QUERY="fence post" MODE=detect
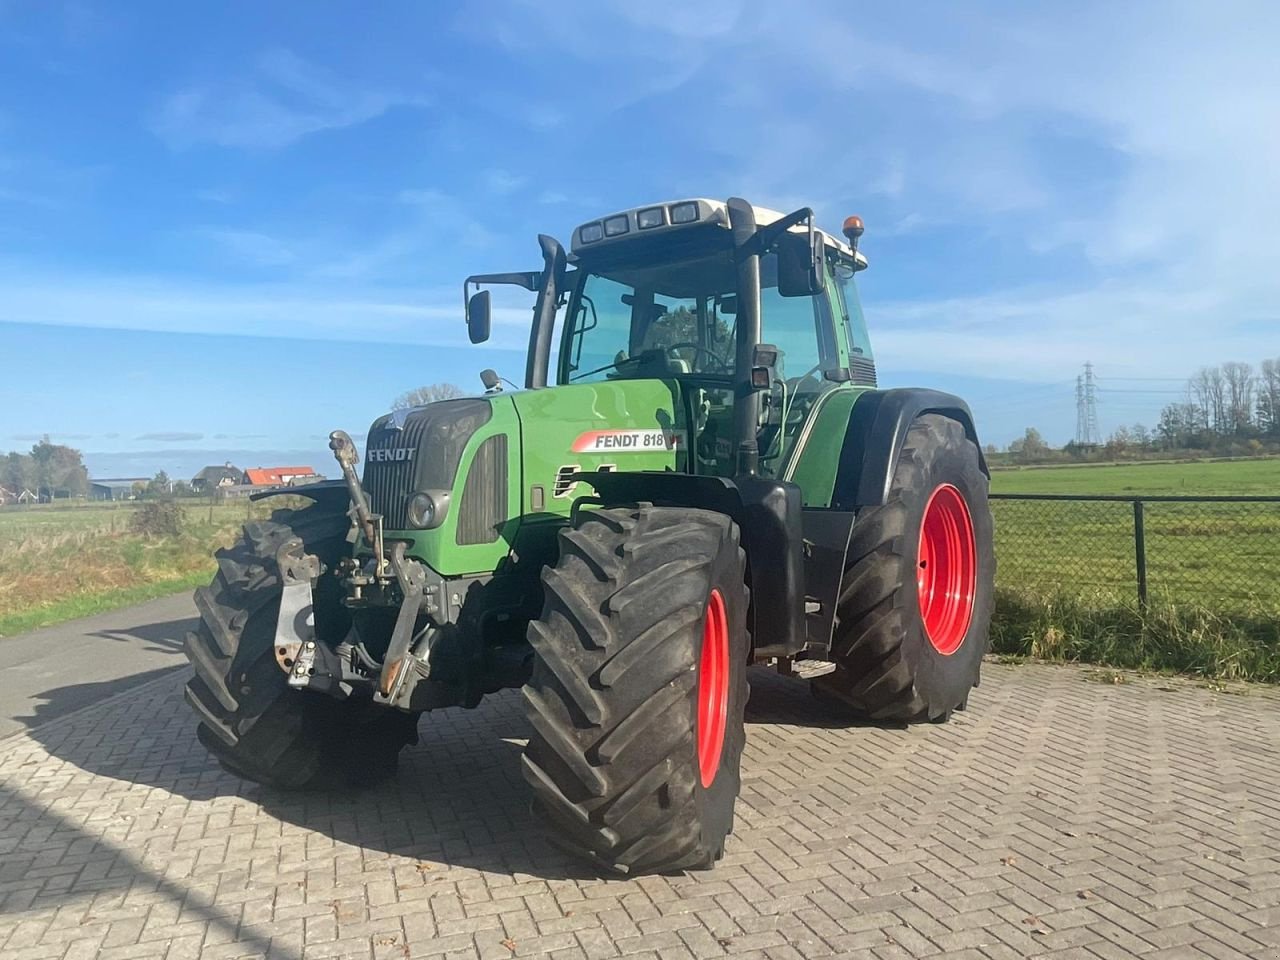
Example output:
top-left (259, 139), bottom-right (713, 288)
top-left (1132, 499), bottom-right (1148, 609)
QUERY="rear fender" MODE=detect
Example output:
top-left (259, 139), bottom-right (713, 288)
top-left (784, 389), bottom-right (988, 659)
top-left (571, 471), bottom-right (805, 658)
top-left (834, 388), bottom-right (988, 510)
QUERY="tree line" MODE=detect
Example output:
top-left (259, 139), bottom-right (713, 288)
top-left (996, 355), bottom-right (1280, 464)
top-left (1155, 358), bottom-right (1280, 451)
top-left (2, 437), bottom-right (88, 499)
top-left (2, 439), bottom-right (180, 502)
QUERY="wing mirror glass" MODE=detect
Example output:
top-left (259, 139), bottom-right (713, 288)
top-left (776, 230), bottom-right (825, 298)
top-left (466, 290), bottom-right (492, 344)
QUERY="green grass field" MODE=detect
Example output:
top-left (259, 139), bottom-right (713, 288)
top-left (988, 457), bottom-right (1280, 680)
top-left (989, 459), bottom-right (1280, 608)
top-left (990, 456), bottom-right (1280, 495)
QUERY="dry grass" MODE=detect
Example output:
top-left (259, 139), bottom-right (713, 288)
top-left (0, 500), bottom-right (277, 636)
top-left (991, 586), bottom-right (1280, 682)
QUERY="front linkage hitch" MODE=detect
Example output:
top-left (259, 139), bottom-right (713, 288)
top-left (269, 430), bottom-right (447, 712)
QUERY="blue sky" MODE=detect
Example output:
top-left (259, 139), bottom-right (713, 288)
top-left (2, 1), bottom-right (1278, 479)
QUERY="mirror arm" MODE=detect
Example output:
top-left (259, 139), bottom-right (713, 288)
top-left (750, 206), bottom-right (815, 254)
top-left (462, 271), bottom-right (541, 323)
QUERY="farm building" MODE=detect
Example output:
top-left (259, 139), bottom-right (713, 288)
top-left (0, 485), bottom-right (36, 505)
top-left (191, 463), bottom-right (245, 492)
top-left (243, 466), bottom-right (322, 487)
top-left (89, 478), bottom-right (148, 501)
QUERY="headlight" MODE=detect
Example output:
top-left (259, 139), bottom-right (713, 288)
top-left (408, 492), bottom-right (437, 528)
top-left (669, 201), bottom-right (700, 224)
top-left (406, 490), bottom-right (451, 529)
top-left (578, 221), bottom-right (604, 243)
top-left (603, 214), bottom-right (630, 237)
top-left (637, 206), bottom-right (665, 229)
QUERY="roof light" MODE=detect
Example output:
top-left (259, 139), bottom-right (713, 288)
top-left (637, 206), bottom-right (665, 229)
top-left (603, 214), bottom-right (630, 237)
top-left (579, 221), bottom-right (604, 244)
top-left (842, 215), bottom-right (865, 243)
top-left (669, 201), bottom-right (700, 224)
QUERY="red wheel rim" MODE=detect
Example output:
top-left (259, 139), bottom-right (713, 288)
top-left (917, 484), bottom-right (977, 655)
top-left (696, 589), bottom-right (729, 788)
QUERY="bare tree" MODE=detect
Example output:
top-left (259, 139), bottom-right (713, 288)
top-left (391, 383), bottom-right (465, 410)
top-left (1190, 366), bottom-right (1226, 432)
top-left (1221, 361), bottom-right (1255, 434)
top-left (1257, 357), bottom-right (1280, 437)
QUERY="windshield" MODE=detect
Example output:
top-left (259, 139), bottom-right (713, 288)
top-left (558, 251), bottom-right (837, 386)
top-left (560, 251), bottom-right (736, 383)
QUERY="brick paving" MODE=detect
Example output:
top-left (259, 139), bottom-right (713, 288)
top-left (0, 662), bottom-right (1277, 960)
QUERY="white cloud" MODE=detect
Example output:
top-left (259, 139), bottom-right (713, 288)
top-left (0, 269), bottom-right (534, 352)
top-left (196, 228), bottom-right (296, 267)
top-left (482, 168), bottom-right (527, 195)
top-left (152, 47), bottom-right (426, 150)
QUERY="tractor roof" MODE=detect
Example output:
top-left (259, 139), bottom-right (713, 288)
top-left (570, 197), bottom-right (868, 269)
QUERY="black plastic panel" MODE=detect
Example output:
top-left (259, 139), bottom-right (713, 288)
top-left (833, 388), bottom-right (987, 510)
top-left (456, 434), bottom-right (508, 545)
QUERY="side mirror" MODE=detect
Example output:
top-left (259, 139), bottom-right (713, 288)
top-left (776, 230), bottom-right (825, 298)
top-left (466, 289), bottom-right (491, 344)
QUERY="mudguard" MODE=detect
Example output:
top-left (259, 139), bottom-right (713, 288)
top-left (249, 478), bottom-right (352, 510)
top-left (571, 470), bottom-right (805, 658)
top-left (833, 388), bottom-right (988, 510)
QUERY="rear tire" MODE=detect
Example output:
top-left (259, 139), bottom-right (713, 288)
top-left (815, 415), bottom-right (994, 722)
top-left (183, 504), bottom-right (419, 790)
top-left (522, 504), bottom-right (749, 874)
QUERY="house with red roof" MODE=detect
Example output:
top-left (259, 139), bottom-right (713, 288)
top-left (243, 466), bottom-right (321, 487)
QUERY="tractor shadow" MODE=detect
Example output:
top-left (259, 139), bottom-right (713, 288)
top-left (18, 672), bottom-right (600, 883)
top-left (86, 615), bottom-right (192, 654)
top-left (6, 613), bottom-right (194, 731)
top-left (16, 662), bottom-right (900, 895)
top-left (744, 665), bottom-right (909, 730)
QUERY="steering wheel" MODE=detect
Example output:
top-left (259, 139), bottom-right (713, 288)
top-left (663, 341), bottom-right (731, 373)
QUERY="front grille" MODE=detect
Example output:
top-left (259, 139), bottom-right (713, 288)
top-left (362, 400), bottom-right (493, 529)
top-left (456, 435), bottom-right (508, 545)
top-left (851, 356), bottom-right (878, 386)
top-left (363, 417), bottom-right (429, 528)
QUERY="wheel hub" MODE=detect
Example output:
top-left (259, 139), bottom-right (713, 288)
top-left (696, 589), bottom-right (729, 788)
top-left (917, 483), bottom-right (977, 655)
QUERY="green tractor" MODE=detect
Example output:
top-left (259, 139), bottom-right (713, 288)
top-left (184, 197), bottom-right (994, 875)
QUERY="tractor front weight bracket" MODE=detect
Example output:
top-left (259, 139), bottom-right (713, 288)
top-left (275, 538), bottom-right (323, 687)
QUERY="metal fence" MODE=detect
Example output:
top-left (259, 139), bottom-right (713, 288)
top-left (989, 494), bottom-right (1280, 610)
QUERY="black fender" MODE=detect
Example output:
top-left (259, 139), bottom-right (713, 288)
top-left (570, 471), bottom-right (805, 658)
top-left (249, 479), bottom-right (352, 511)
top-left (834, 388), bottom-right (988, 510)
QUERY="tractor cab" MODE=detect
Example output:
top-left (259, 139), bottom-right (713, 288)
top-left (466, 198), bottom-right (876, 480)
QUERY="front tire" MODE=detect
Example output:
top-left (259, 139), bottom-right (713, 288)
top-left (816, 414), bottom-right (994, 722)
top-left (522, 505), bottom-right (749, 874)
top-left (183, 504), bottom-right (419, 790)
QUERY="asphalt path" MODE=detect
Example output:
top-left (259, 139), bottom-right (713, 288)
top-left (0, 592), bottom-right (195, 739)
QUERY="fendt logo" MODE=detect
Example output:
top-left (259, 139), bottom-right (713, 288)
top-left (367, 448), bottom-right (416, 463)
